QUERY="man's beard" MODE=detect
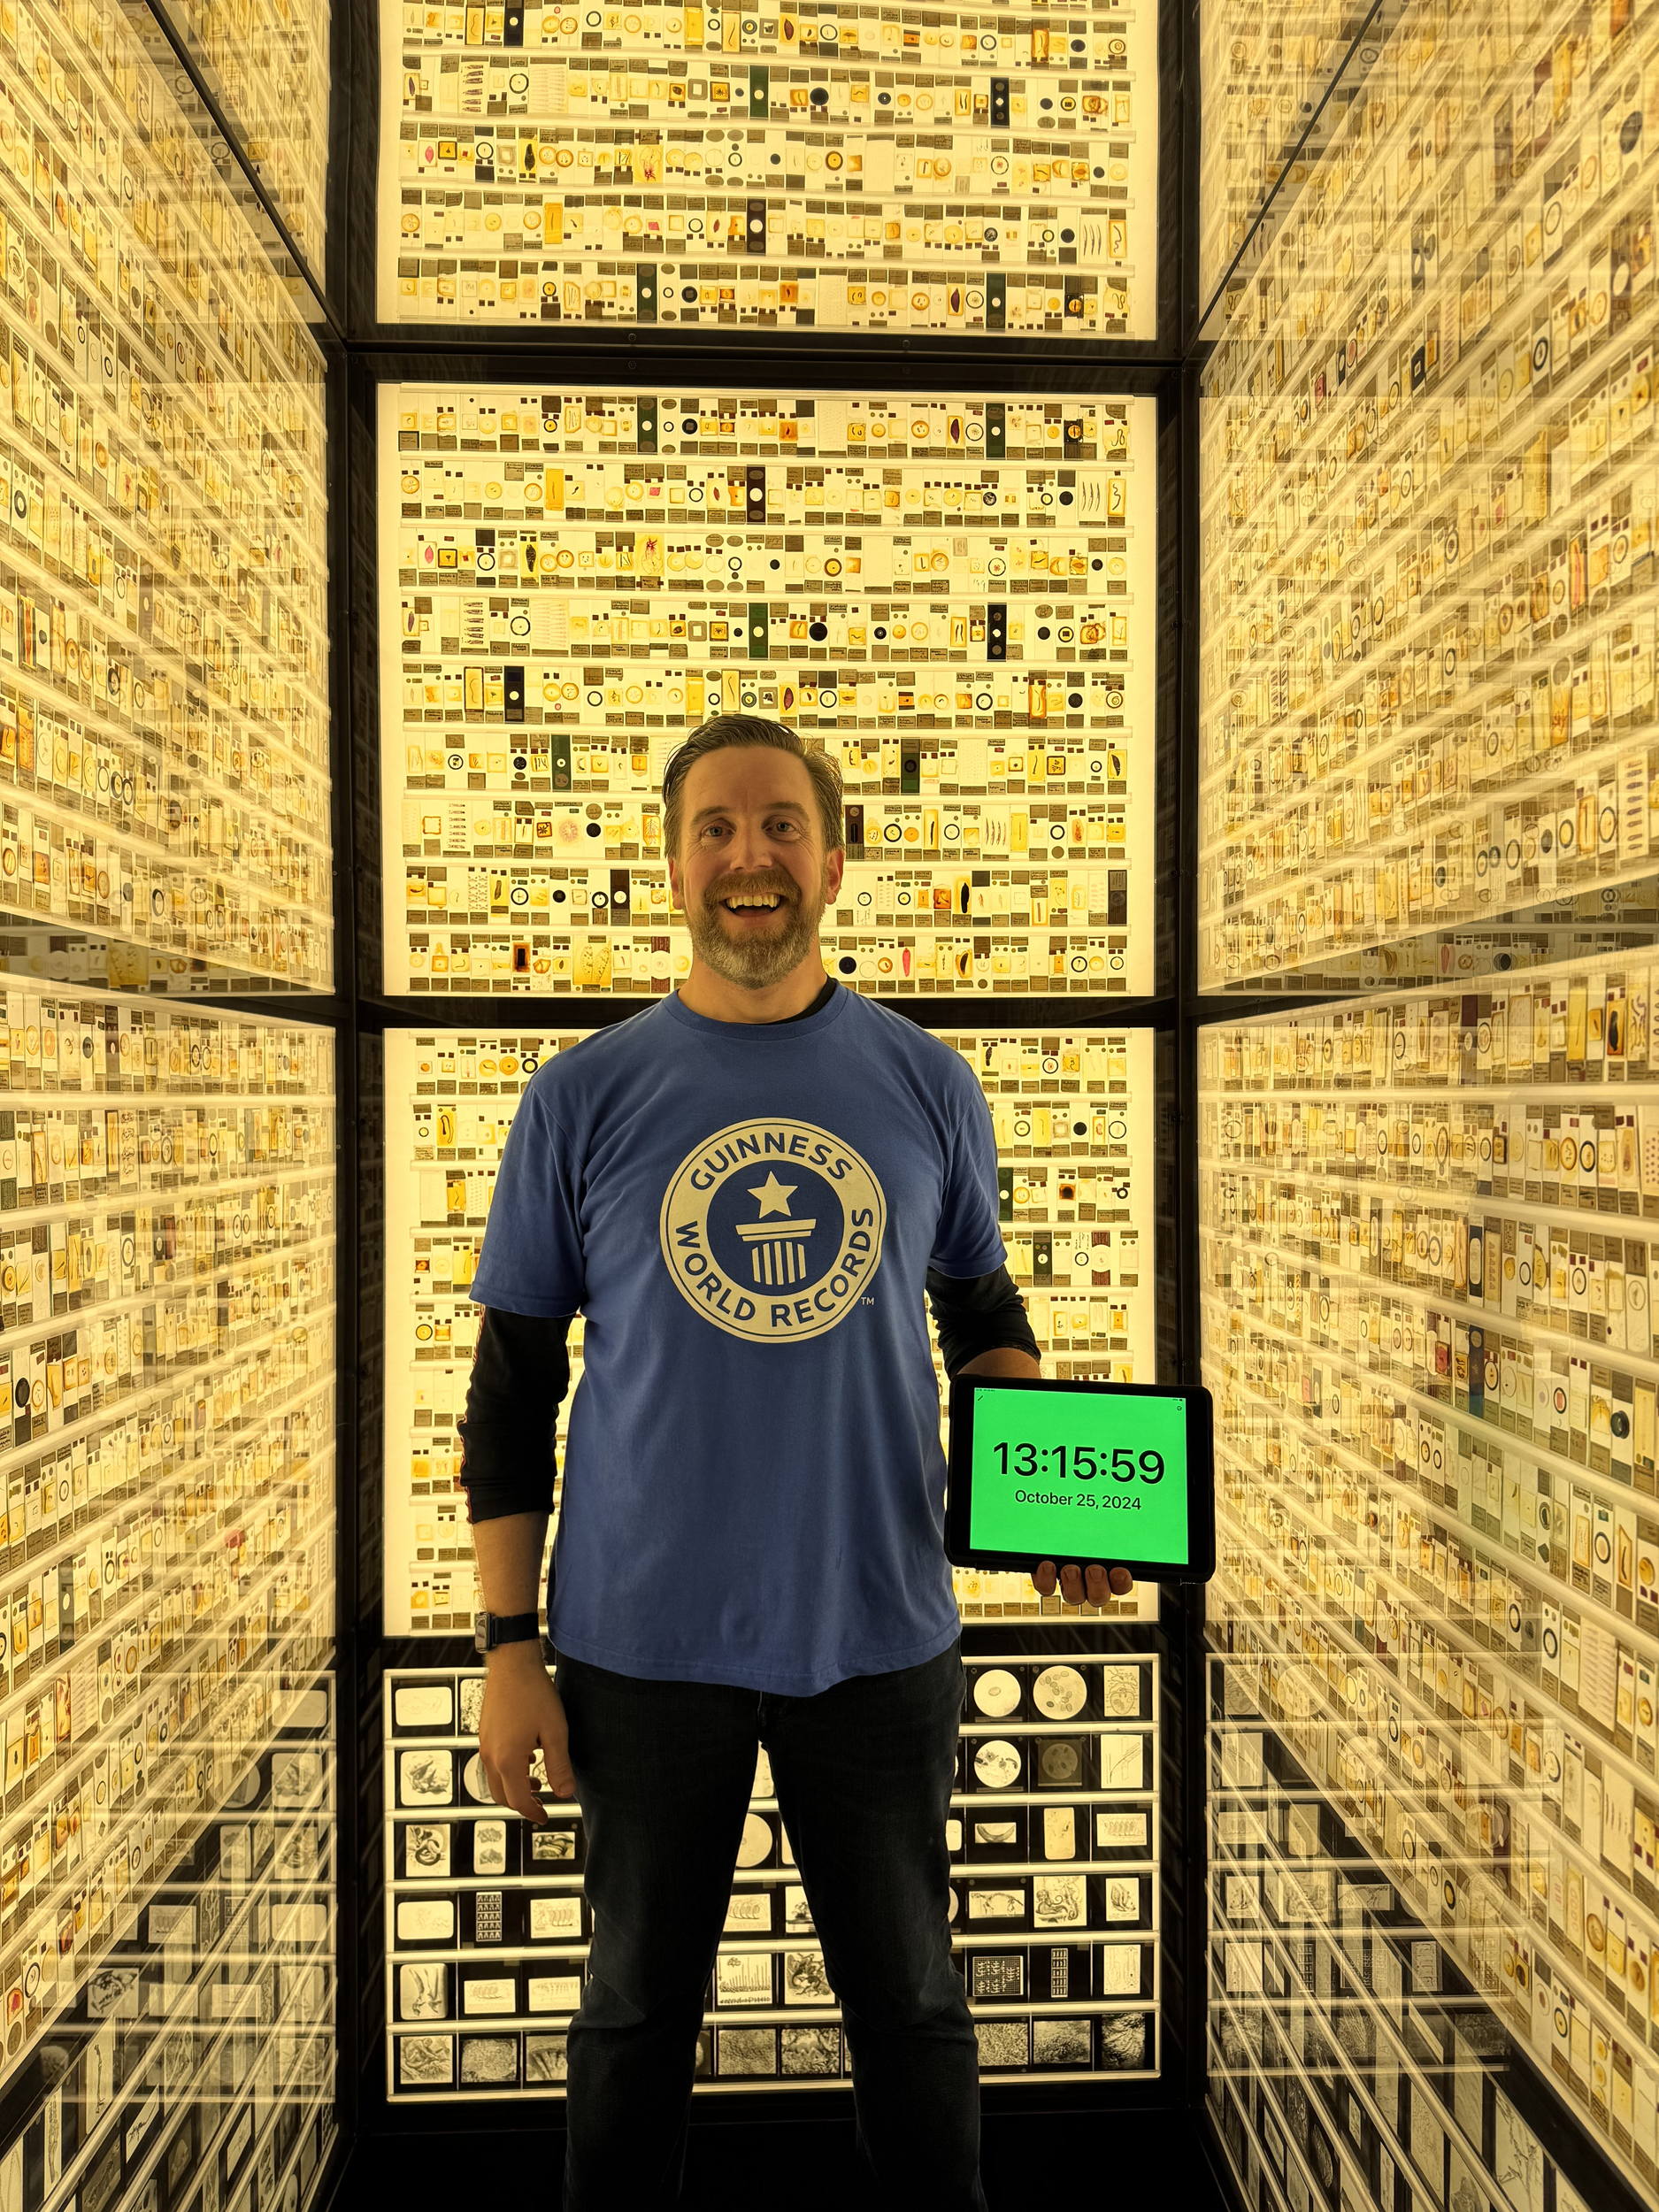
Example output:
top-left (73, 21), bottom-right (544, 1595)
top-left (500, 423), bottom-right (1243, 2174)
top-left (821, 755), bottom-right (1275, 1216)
top-left (686, 863), bottom-right (830, 989)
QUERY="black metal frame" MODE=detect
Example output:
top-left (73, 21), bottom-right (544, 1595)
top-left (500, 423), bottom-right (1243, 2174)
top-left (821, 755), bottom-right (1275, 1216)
top-left (342, 339), bottom-right (1205, 2138)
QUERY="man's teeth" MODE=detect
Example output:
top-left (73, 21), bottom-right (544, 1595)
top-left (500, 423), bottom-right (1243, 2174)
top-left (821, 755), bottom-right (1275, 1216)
top-left (723, 895), bottom-right (781, 910)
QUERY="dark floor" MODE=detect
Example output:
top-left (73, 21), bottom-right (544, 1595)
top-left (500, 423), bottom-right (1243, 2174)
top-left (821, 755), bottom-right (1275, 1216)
top-left (331, 2106), bottom-right (1233, 2208)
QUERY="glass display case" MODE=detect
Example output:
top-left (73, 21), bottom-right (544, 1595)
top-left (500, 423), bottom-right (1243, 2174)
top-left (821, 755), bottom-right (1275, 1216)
top-left (0, 0), bottom-right (342, 2205)
top-left (380, 384), bottom-right (1156, 1000)
top-left (376, 0), bottom-right (1157, 336)
top-left (384, 1648), bottom-right (1159, 2097)
top-left (1198, 0), bottom-right (1659, 2197)
top-left (381, 1022), bottom-right (1158, 1636)
top-left (0, 0), bottom-right (1242, 2170)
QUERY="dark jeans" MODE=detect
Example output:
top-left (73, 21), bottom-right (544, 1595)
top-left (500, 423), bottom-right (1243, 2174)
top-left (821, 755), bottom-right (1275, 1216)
top-left (554, 1639), bottom-right (987, 2209)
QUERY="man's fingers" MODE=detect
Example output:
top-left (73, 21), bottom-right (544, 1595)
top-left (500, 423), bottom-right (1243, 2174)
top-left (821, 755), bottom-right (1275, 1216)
top-left (1032, 1559), bottom-right (1131, 1603)
top-left (482, 1751), bottom-right (549, 1826)
top-left (1046, 1562), bottom-right (1133, 1605)
top-left (501, 1766), bottom-right (550, 1825)
top-left (1081, 1563), bottom-right (1132, 1601)
top-left (541, 1738), bottom-right (578, 1799)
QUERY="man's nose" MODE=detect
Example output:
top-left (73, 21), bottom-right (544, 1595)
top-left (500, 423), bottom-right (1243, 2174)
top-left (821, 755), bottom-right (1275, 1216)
top-left (721, 824), bottom-right (786, 873)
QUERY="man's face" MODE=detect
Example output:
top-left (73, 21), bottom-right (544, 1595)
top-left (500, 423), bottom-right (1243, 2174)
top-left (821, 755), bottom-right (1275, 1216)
top-left (667, 748), bottom-right (845, 990)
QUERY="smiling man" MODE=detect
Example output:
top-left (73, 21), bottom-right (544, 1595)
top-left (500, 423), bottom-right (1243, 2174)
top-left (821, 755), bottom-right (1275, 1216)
top-left (457, 715), bottom-right (1126, 2208)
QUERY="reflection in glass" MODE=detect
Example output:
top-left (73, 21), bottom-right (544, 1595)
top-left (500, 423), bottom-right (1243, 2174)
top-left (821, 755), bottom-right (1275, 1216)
top-left (1201, 0), bottom-right (1659, 2196)
top-left (0, 996), bottom-right (336, 2212)
top-left (0, 0), bottom-right (332, 996)
top-left (1197, 0), bottom-right (1659, 993)
top-left (146, 0), bottom-right (332, 273)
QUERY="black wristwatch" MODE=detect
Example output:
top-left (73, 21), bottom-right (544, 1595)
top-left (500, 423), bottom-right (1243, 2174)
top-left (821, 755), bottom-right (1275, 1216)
top-left (473, 1611), bottom-right (543, 1654)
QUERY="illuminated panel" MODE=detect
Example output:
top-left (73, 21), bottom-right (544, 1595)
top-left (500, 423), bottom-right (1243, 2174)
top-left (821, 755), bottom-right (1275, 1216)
top-left (380, 387), bottom-right (1156, 999)
top-left (0, 0), bottom-right (332, 993)
top-left (1201, 955), bottom-right (1659, 2204)
top-left (378, 0), bottom-right (1156, 335)
top-left (1196, 0), bottom-right (1659, 990)
top-left (382, 1024), bottom-right (1156, 1635)
top-left (386, 1652), bottom-right (1158, 2095)
top-left (0, 991), bottom-right (336, 2212)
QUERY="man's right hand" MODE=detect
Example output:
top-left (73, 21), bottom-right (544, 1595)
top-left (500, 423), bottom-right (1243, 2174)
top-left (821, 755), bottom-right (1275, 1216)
top-left (478, 1642), bottom-right (577, 1823)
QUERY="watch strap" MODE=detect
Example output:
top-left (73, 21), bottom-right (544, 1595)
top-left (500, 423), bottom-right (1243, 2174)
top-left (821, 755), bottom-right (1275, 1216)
top-left (473, 1610), bottom-right (542, 1653)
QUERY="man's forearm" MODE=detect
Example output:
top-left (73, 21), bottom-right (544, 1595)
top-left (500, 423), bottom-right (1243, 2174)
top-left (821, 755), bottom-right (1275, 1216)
top-left (472, 1511), bottom-right (550, 1614)
top-left (958, 1347), bottom-right (1042, 1377)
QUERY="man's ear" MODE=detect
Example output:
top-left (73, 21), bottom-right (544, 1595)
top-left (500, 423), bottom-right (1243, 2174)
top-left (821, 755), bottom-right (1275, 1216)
top-left (665, 856), bottom-right (682, 911)
top-left (825, 845), bottom-right (845, 901)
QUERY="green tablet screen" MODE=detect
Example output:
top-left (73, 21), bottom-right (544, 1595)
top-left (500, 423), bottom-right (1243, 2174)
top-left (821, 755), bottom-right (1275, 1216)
top-left (967, 1385), bottom-right (1194, 1565)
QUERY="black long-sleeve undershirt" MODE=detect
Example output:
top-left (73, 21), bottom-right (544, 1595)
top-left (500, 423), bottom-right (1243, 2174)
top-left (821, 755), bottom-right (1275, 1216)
top-left (456, 1264), bottom-right (1038, 1525)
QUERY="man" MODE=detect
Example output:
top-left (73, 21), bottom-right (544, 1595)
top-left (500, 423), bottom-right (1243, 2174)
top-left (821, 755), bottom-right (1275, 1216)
top-left (458, 715), bottom-right (1128, 2206)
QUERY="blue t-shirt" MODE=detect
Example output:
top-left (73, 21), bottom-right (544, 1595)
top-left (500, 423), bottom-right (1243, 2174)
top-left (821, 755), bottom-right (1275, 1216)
top-left (468, 984), bottom-right (1005, 1694)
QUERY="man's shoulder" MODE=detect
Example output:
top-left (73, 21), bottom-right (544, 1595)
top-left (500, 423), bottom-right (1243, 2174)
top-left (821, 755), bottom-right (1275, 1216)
top-left (522, 1002), bottom-right (669, 1112)
top-left (842, 992), bottom-right (976, 1083)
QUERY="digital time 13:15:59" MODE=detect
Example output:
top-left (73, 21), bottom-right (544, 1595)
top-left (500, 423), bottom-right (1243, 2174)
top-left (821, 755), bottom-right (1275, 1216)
top-left (991, 1443), bottom-right (1164, 1482)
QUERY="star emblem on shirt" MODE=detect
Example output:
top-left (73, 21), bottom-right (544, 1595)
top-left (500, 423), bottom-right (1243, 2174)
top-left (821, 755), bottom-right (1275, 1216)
top-left (747, 1171), bottom-right (798, 1218)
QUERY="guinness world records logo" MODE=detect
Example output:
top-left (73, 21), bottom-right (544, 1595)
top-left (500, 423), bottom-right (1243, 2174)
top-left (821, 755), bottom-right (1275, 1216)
top-left (659, 1118), bottom-right (887, 1343)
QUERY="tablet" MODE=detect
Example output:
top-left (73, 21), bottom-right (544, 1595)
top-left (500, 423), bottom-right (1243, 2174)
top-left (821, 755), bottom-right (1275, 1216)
top-left (944, 1376), bottom-right (1215, 1583)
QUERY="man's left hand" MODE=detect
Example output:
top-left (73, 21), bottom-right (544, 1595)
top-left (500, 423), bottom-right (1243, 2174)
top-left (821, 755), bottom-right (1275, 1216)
top-left (1033, 1561), bottom-right (1133, 1604)
top-left (955, 1353), bottom-right (1133, 1603)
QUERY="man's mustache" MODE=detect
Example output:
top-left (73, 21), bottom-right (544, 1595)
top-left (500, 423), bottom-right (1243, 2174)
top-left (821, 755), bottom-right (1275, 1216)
top-left (701, 876), bottom-right (799, 905)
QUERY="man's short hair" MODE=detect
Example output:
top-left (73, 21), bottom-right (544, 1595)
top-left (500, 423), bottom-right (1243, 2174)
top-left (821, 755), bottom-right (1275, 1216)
top-left (661, 716), bottom-right (844, 859)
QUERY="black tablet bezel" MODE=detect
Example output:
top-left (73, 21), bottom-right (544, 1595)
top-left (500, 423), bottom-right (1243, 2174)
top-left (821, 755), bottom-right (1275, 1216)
top-left (944, 1375), bottom-right (1216, 1583)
